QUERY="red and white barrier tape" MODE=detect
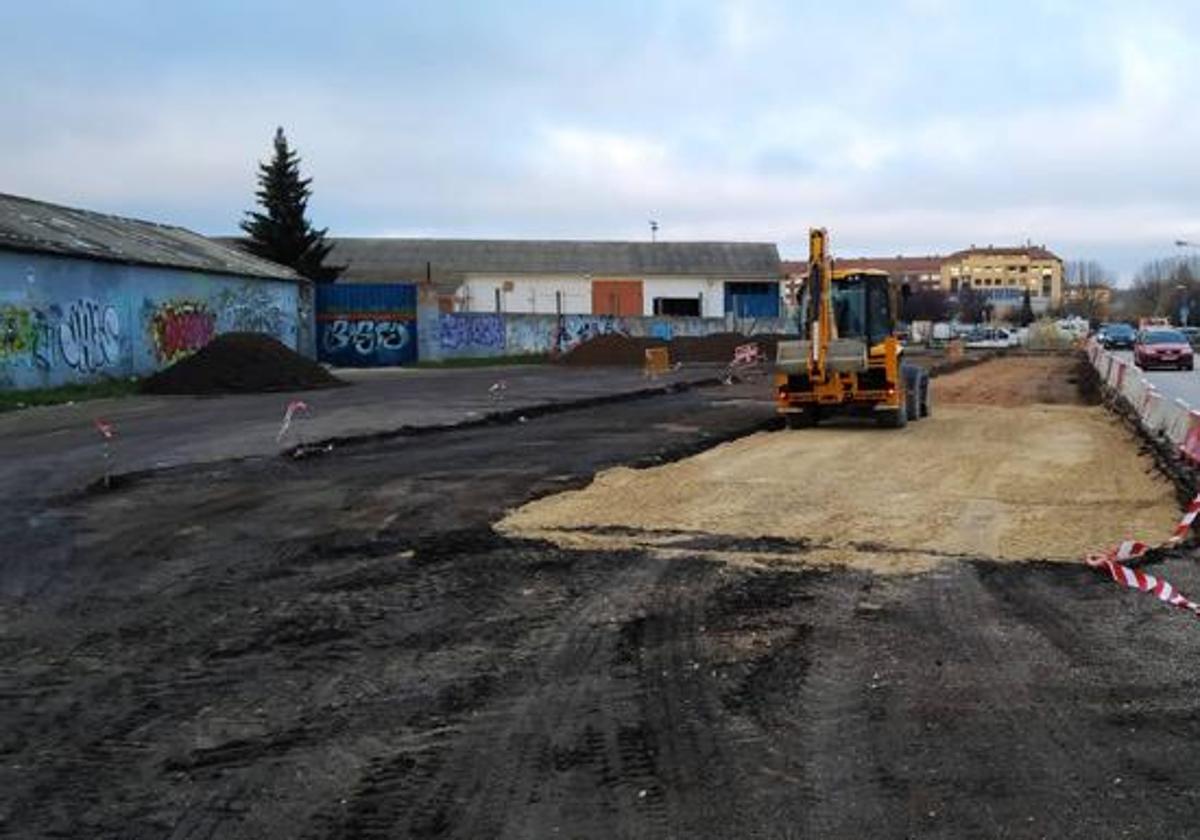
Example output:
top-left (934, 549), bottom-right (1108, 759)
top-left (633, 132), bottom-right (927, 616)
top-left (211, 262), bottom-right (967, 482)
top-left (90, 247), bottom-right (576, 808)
top-left (1086, 494), bottom-right (1200, 618)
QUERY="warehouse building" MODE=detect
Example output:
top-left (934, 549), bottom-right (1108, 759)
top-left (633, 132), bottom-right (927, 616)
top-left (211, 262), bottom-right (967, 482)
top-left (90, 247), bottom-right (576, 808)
top-left (326, 238), bottom-right (783, 318)
top-left (0, 192), bottom-right (308, 390)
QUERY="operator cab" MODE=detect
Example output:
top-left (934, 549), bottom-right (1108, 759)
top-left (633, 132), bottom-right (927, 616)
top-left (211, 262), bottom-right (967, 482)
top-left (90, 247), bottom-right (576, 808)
top-left (829, 269), bottom-right (895, 347)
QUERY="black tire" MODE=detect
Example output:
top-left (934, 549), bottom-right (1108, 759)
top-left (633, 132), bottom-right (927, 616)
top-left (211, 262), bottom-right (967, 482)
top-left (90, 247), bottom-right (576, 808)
top-left (785, 408), bottom-right (819, 429)
top-left (905, 382), bottom-right (920, 420)
top-left (901, 364), bottom-right (922, 422)
top-left (878, 388), bottom-right (908, 428)
top-left (919, 373), bottom-right (931, 417)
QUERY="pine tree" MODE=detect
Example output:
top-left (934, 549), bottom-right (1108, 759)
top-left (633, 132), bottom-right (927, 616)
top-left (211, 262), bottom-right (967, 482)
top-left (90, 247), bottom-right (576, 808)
top-left (1019, 288), bottom-right (1035, 326)
top-left (240, 127), bottom-right (343, 282)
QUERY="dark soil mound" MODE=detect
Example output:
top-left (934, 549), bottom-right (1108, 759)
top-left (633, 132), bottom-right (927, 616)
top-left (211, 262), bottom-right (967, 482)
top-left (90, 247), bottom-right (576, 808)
top-left (141, 333), bottom-right (345, 395)
top-left (560, 331), bottom-right (795, 366)
top-left (560, 334), bottom-right (666, 366)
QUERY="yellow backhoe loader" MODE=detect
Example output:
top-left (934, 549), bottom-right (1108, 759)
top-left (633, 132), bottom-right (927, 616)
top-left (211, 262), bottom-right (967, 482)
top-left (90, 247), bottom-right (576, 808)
top-left (775, 228), bottom-right (928, 428)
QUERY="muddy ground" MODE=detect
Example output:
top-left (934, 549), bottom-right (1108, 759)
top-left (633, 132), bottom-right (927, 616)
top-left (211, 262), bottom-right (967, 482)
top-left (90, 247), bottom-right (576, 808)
top-left (4, 357), bottom-right (1200, 839)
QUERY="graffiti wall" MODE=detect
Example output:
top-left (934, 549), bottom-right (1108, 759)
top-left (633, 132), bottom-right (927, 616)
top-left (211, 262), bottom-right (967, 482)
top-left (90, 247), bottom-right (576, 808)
top-left (421, 312), bottom-right (795, 361)
top-left (316, 283), bottom-right (417, 367)
top-left (0, 251), bottom-right (303, 390)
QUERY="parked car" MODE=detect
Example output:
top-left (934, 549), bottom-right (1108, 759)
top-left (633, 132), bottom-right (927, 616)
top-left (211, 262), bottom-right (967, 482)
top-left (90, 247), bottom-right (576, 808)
top-left (963, 327), bottom-right (1021, 349)
top-left (1101, 323), bottom-right (1136, 350)
top-left (1180, 326), bottom-right (1200, 349)
top-left (1134, 329), bottom-right (1195, 370)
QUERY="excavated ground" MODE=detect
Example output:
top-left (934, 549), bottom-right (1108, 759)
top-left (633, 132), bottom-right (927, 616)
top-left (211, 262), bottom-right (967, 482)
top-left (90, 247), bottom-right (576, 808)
top-left (4, 357), bottom-right (1200, 839)
top-left (501, 356), bottom-right (1179, 573)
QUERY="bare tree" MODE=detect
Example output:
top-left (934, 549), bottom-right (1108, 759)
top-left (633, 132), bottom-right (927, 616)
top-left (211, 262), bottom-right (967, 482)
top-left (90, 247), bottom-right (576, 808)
top-left (1127, 256), bottom-right (1200, 323)
top-left (1063, 259), bottom-right (1113, 324)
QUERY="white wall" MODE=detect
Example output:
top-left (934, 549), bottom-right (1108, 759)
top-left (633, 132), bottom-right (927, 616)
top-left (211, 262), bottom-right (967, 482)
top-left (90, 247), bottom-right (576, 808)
top-left (456, 273), bottom-right (738, 317)
top-left (458, 274), bottom-right (591, 314)
top-left (641, 276), bottom-right (723, 317)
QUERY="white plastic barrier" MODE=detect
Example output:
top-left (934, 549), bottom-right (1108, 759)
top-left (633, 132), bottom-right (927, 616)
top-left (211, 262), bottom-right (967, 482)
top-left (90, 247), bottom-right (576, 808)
top-left (1108, 357), bottom-right (1128, 390)
top-left (1164, 398), bottom-right (1194, 446)
top-left (1143, 390), bottom-right (1170, 435)
top-left (1087, 339), bottom-right (1197, 446)
top-left (1104, 353), bottom-right (1119, 387)
top-left (1121, 374), bottom-right (1149, 410)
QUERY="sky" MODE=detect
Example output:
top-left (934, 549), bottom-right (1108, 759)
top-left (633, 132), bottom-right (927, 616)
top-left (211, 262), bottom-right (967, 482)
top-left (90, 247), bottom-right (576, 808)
top-left (3, 0), bottom-right (1200, 282)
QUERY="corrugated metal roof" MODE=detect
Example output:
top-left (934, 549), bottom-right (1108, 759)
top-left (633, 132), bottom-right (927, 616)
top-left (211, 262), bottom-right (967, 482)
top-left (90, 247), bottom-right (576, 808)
top-left (324, 237), bottom-right (782, 294)
top-left (0, 192), bottom-right (303, 282)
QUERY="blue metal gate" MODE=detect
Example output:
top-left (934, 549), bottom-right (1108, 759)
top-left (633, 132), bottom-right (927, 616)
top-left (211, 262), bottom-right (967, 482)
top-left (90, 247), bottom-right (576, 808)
top-left (316, 283), bottom-right (418, 367)
top-left (724, 282), bottom-right (781, 317)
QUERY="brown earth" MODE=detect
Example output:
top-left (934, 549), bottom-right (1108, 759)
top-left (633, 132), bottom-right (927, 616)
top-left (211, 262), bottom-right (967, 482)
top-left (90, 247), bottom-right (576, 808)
top-left (934, 354), bottom-right (1087, 406)
top-left (141, 332), bottom-right (345, 395)
top-left (502, 354), bottom-right (1177, 572)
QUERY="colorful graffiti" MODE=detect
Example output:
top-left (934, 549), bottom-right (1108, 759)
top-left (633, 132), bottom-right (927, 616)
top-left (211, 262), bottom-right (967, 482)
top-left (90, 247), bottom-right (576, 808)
top-left (56, 298), bottom-right (121, 372)
top-left (217, 284), bottom-right (288, 337)
top-left (323, 319), bottom-right (412, 356)
top-left (1, 249), bottom-right (305, 390)
top-left (316, 284), bottom-right (418, 367)
top-left (552, 315), bottom-right (627, 354)
top-left (0, 305), bottom-right (36, 361)
top-left (439, 313), bottom-right (505, 352)
top-left (649, 320), bottom-right (674, 341)
top-left (147, 300), bottom-right (216, 362)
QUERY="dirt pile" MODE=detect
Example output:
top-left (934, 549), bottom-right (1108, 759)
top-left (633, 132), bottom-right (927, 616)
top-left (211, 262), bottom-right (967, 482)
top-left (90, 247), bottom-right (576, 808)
top-left (561, 332), bottom-right (793, 366)
top-left (141, 332), bottom-right (344, 395)
top-left (934, 355), bottom-right (1084, 406)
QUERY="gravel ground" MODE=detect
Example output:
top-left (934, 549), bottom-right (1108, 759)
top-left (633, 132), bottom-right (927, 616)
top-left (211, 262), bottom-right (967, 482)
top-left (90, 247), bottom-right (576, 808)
top-left (502, 356), bottom-right (1179, 571)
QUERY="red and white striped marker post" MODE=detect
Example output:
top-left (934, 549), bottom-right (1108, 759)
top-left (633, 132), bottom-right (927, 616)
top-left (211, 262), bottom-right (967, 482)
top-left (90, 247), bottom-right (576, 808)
top-left (94, 418), bottom-right (116, 488)
top-left (1085, 494), bottom-right (1200, 618)
top-left (277, 400), bottom-right (310, 445)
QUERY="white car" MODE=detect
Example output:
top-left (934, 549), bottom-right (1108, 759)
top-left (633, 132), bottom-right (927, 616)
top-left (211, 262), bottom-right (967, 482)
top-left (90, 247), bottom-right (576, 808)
top-left (964, 327), bottom-right (1022, 349)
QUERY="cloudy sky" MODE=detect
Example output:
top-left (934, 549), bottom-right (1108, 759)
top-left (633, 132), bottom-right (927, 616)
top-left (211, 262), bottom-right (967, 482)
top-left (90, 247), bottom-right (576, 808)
top-left (3, 0), bottom-right (1200, 280)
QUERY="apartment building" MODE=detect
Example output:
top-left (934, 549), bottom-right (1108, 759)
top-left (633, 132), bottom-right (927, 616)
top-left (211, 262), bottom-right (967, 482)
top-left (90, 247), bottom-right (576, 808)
top-left (940, 245), bottom-right (1063, 309)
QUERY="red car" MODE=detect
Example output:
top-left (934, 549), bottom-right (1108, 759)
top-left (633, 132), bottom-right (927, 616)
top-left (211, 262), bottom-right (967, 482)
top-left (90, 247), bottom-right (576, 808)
top-left (1134, 329), bottom-right (1195, 371)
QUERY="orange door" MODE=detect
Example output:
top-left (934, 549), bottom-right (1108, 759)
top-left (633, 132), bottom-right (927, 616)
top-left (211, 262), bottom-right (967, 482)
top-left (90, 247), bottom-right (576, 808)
top-left (592, 280), bottom-right (644, 316)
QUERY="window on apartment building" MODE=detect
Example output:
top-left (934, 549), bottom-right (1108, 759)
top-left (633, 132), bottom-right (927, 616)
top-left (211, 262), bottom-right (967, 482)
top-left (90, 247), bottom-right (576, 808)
top-left (653, 297), bottom-right (701, 317)
top-left (1042, 277), bottom-right (1052, 297)
top-left (950, 278), bottom-right (960, 293)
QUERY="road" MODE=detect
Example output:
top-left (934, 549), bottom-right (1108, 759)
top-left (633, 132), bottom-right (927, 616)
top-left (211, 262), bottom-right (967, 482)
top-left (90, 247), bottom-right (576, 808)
top-left (1111, 349), bottom-right (1200, 406)
top-left (4, 356), bottom-right (1200, 839)
top-left (0, 363), bottom-right (720, 506)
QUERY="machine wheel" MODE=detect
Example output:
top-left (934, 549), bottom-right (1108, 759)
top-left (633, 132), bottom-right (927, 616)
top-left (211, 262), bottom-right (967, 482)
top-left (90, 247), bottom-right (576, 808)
top-left (785, 408), bottom-right (820, 429)
top-left (905, 379), bottom-right (921, 420)
top-left (878, 389), bottom-right (908, 428)
top-left (902, 364), bottom-right (922, 422)
top-left (919, 372), bottom-right (931, 417)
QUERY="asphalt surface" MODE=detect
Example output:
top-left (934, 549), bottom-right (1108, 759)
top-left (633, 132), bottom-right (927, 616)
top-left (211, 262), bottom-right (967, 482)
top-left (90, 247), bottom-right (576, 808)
top-left (0, 363), bottom-right (721, 506)
top-left (5, 361), bottom-right (1200, 839)
top-left (1111, 349), bottom-right (1200, 406)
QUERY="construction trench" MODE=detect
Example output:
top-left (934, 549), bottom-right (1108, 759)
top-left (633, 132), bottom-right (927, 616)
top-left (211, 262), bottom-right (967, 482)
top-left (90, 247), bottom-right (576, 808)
top-left (4, 354), bottom-right (1200, 839)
